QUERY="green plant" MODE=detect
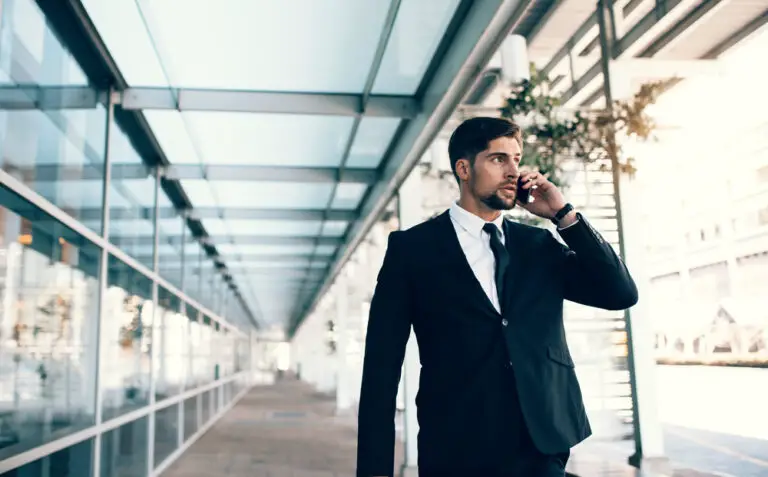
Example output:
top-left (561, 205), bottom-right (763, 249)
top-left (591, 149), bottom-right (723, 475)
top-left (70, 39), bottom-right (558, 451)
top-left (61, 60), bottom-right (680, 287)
top-left (499, 64), bottom-right (676, 185)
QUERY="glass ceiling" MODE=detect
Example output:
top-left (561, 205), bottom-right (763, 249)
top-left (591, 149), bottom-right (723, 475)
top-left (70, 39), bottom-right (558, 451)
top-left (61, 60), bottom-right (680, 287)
top-left (73, 0), bottom-right (495, 330)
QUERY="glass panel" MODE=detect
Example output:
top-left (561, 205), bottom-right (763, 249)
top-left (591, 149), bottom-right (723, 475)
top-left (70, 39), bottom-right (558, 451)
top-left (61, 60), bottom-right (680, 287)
top-left (151, 112), bottom-right (354, 167)
top-left (98, 0), bottom-right (393, 91)
top-left (331, 183), bottom-right (368, 209)
top-left (346, 117), bottom-right (401, 168)
top-left (153, 403), bottom-right (179, 469)
top-left (215, 243), bottom-right (323, 256)
top-left (373, 0), bottom-right (462, 94)
top-left (181, 180), bottom-right (334, 209)
top-left (201, 389), bottom-right (211, 425)
top-left (109, 117), bottom-right (167, 267)
top-left (184, 303), bottom-right (199, 383)
top-left (202, 219), bottom-right (323, 237)
top-left (182, 245), bottom-right (205, 305)
top-left (321, 220), bottom-right (349, 237)
top-left (81, 0), bottom-right (167, 86)
top-left (0, 185), bottom-right (100, 461)
top-left (212, 323), bottom-right (221, 382)
top-left (212, 385), bottom-right (220, 414)
top-left (0, 2), bottom-right (107, 235)
top-left (100, 416), bottom-right (148, 477)
top-left (158, 215), bottom-right (185, 289)
top-left (183, 396), bottom-right (199, 441)
top-left (4, 437), bottom-right (93, 477)
top-left (101, 255), bottom-right (154, 421)
top-left (195, 317), bottom-right (214, 386)
top-left (155, 287), bottom-right (184, 401)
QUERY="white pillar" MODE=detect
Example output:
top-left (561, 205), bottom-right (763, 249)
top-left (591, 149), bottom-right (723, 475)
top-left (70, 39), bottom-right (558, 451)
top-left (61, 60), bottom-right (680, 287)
top-left (336, 274), bottom-right (354, 413)
top-left (621, 156), bottom-right (668, 471)
top-left (397, 169), bottom-right (424, 477)
top-left (607, 58), bottom-right (669, 472)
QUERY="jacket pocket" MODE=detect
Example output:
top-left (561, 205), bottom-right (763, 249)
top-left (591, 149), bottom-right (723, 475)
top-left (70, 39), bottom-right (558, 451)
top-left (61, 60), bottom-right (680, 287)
top-left (547, 346), bottom-right (575, 368)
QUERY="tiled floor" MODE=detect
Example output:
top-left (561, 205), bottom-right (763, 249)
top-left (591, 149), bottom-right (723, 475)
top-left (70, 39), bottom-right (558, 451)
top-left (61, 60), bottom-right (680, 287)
top-left (163, 379), bottom-right (719, 477)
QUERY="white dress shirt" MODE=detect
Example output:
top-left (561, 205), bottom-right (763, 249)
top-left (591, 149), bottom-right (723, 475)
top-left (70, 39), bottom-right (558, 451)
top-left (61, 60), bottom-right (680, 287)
top-left (449, 201), bottom-right (506, 313)
top-left (449, 201), bottom-right (579, 314)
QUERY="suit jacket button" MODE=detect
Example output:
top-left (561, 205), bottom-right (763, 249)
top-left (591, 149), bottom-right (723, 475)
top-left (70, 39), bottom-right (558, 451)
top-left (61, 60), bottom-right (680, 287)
top-left (501, 319), bottom-right (508, 326)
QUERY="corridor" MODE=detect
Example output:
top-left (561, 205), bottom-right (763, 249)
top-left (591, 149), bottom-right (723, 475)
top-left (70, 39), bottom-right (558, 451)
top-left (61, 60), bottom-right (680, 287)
top-left (160, 378), bottom-right (724, 477)
top-left (163, 379), bottom-right (404, 477)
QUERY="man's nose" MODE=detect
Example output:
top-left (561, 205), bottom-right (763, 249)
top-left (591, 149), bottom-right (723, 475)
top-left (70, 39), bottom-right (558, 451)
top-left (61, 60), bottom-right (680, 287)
top-left (505, 163), bottom-right (519, 178)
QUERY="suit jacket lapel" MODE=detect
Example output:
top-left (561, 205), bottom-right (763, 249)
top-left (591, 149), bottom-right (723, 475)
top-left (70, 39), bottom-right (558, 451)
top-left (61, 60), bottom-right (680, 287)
top-left (433, 211), bottom-right (500, 318)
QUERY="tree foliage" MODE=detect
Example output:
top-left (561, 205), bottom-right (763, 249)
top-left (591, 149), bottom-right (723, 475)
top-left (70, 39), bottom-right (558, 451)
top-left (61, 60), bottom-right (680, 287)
top-left (498, 64), bottom-right (677, 187)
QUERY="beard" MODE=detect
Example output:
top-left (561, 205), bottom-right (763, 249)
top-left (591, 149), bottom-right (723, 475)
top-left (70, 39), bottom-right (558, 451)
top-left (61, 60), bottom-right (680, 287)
top-left (480, 189), bottom-right (517, 210)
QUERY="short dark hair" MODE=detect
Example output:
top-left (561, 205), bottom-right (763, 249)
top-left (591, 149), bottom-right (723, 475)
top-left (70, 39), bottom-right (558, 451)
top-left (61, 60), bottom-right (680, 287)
top-left (448, 117), bottom-right (523, 183)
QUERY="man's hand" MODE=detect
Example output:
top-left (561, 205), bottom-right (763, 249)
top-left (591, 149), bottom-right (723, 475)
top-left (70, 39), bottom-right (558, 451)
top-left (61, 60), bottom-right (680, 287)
top-left (517, 170), bottom-right (577, 227)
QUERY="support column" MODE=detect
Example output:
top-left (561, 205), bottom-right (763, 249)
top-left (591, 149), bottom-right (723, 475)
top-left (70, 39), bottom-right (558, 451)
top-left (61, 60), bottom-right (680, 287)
top-left (335, 273), bottom-right (354, 414)
top-left (597, 0), bottom-right (668, 472)
top-left (91, 87), bottom-right (116, 477)
top-left (396, 168), bottom-right (423, 477)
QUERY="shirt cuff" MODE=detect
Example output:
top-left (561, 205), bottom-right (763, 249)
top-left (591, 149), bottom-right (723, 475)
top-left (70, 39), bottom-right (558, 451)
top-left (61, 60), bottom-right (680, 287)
top-left (557, 218), bottom-right (580, 230)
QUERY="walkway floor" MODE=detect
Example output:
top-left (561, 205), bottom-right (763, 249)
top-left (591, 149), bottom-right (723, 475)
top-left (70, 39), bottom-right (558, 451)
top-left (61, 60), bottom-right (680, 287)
top-left (162, 379), bottom-right (719, 477)
top-left (162, 379), bottom-right (403, 477)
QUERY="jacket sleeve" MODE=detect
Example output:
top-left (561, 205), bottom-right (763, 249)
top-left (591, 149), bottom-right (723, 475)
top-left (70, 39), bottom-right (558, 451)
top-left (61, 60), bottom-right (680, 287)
top-left (551, 213), bottom-right (639, 310)
top-left (356, 231), bottom-right (413, 477)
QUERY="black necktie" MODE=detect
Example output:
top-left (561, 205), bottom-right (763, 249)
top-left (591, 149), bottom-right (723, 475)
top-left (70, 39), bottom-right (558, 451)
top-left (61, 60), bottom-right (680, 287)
top-left (483, 222), bottom-right (509, 308)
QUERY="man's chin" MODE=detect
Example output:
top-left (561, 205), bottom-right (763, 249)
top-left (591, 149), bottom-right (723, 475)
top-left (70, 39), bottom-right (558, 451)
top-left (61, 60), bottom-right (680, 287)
top-left (482, 195), bottom-right (517, 211)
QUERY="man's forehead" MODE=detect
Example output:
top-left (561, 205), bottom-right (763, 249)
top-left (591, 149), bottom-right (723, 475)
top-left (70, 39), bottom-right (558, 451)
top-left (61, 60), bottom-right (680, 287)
top-left (485, 136), bottom-right (522, 154)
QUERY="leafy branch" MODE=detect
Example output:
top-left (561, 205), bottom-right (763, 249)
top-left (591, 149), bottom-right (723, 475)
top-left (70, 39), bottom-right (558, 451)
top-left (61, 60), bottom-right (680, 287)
top-left (499, 64), bottom-right (677, 186)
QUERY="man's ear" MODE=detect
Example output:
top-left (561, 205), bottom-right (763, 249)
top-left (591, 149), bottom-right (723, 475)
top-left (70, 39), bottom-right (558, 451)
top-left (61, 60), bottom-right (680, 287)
top-left (455, 158), bottom-right (471, 182)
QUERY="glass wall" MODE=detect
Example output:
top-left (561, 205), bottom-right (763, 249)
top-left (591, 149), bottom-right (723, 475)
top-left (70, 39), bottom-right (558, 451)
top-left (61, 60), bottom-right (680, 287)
top-left (0, 185), bottom-right (100, 461)
top-left (0, 1), bottom-right (254, 475)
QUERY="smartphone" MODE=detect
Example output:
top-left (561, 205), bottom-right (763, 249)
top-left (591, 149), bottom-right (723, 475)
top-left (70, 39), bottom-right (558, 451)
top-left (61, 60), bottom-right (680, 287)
top-left (517, 176), bottom-right (531, 204)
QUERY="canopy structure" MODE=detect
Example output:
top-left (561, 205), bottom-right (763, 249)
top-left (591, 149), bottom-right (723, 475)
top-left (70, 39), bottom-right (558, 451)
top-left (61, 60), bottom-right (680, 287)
top-left (23, 0), bottom-right (535, 333)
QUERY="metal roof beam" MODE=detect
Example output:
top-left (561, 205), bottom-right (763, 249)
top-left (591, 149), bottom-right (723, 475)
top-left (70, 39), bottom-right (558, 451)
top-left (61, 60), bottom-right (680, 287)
top-left (0, 85), bottom-right (420, 118)
top-left (34, 0), bottom-right (260, 329)
top-left (559, 0), bottom-right (702, 106)
top-left (39, 207), bottom-right (356, 223)
top-left (110, 235), bottom-right (343, 247)
top-left (17, 164), bottom-right (379, 184)
top-left (118, 88), bottom-right (419, 118)
top-left (290, 0), bottom-right (533, 336)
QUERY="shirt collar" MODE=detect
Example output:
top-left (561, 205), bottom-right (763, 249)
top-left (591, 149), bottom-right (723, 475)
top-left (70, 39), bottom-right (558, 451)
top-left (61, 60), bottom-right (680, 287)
top-left (449, 201), bottom-right (506, 240)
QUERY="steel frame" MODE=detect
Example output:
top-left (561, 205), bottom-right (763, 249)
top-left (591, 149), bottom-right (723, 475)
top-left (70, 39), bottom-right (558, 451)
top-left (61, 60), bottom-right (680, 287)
top-left (34, 0), bottom-right (259, 329)
top-left (0, 85), bottom-right (419, 118)
top-left (292, 0), bottom-right (530, 335)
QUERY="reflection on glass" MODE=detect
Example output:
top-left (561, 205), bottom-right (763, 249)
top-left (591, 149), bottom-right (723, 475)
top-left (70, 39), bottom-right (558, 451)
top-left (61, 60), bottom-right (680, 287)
top-left (101, 255), bottom-right (153, 421)
top-left (2, 438), bottom-right (93, 477)
top-left (0, 0), bottom-right (107, 235)
top-left (154, 287), bottom-right (184, 402)
top-left (183, 304), bottom-right (199, 391)
top-left (0, 185), bottom-right (100, 461)
top-left (153, 404), bottom-right (179, 469)
top-left (107, 116), bottom-right (169, 268)
top-left (183, 396), bottom-right (198, 442)
top-left (158, 214), bottom-right (185, 290)
top-left (201, 389), bottom-right (211, 426)
top-left (100, 416), bottom-right (148, 477)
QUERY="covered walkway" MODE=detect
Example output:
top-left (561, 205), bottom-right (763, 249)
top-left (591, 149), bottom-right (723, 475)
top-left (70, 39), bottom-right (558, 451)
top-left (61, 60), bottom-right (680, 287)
top-left (161, 379), bottom-right (719, 477)
top-left (163, 378), bottom-right (403, 477)
top-left (2, 1), bottom-right (767, 476)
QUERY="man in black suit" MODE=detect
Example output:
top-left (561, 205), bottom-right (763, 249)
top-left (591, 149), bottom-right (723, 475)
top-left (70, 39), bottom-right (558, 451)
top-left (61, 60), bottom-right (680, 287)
top-left (356, 117), bottom-right (638, 477)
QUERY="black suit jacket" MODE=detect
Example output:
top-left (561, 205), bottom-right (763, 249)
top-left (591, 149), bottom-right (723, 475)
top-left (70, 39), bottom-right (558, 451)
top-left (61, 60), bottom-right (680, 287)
top-left (356, 210), bottom-right (638, 476)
